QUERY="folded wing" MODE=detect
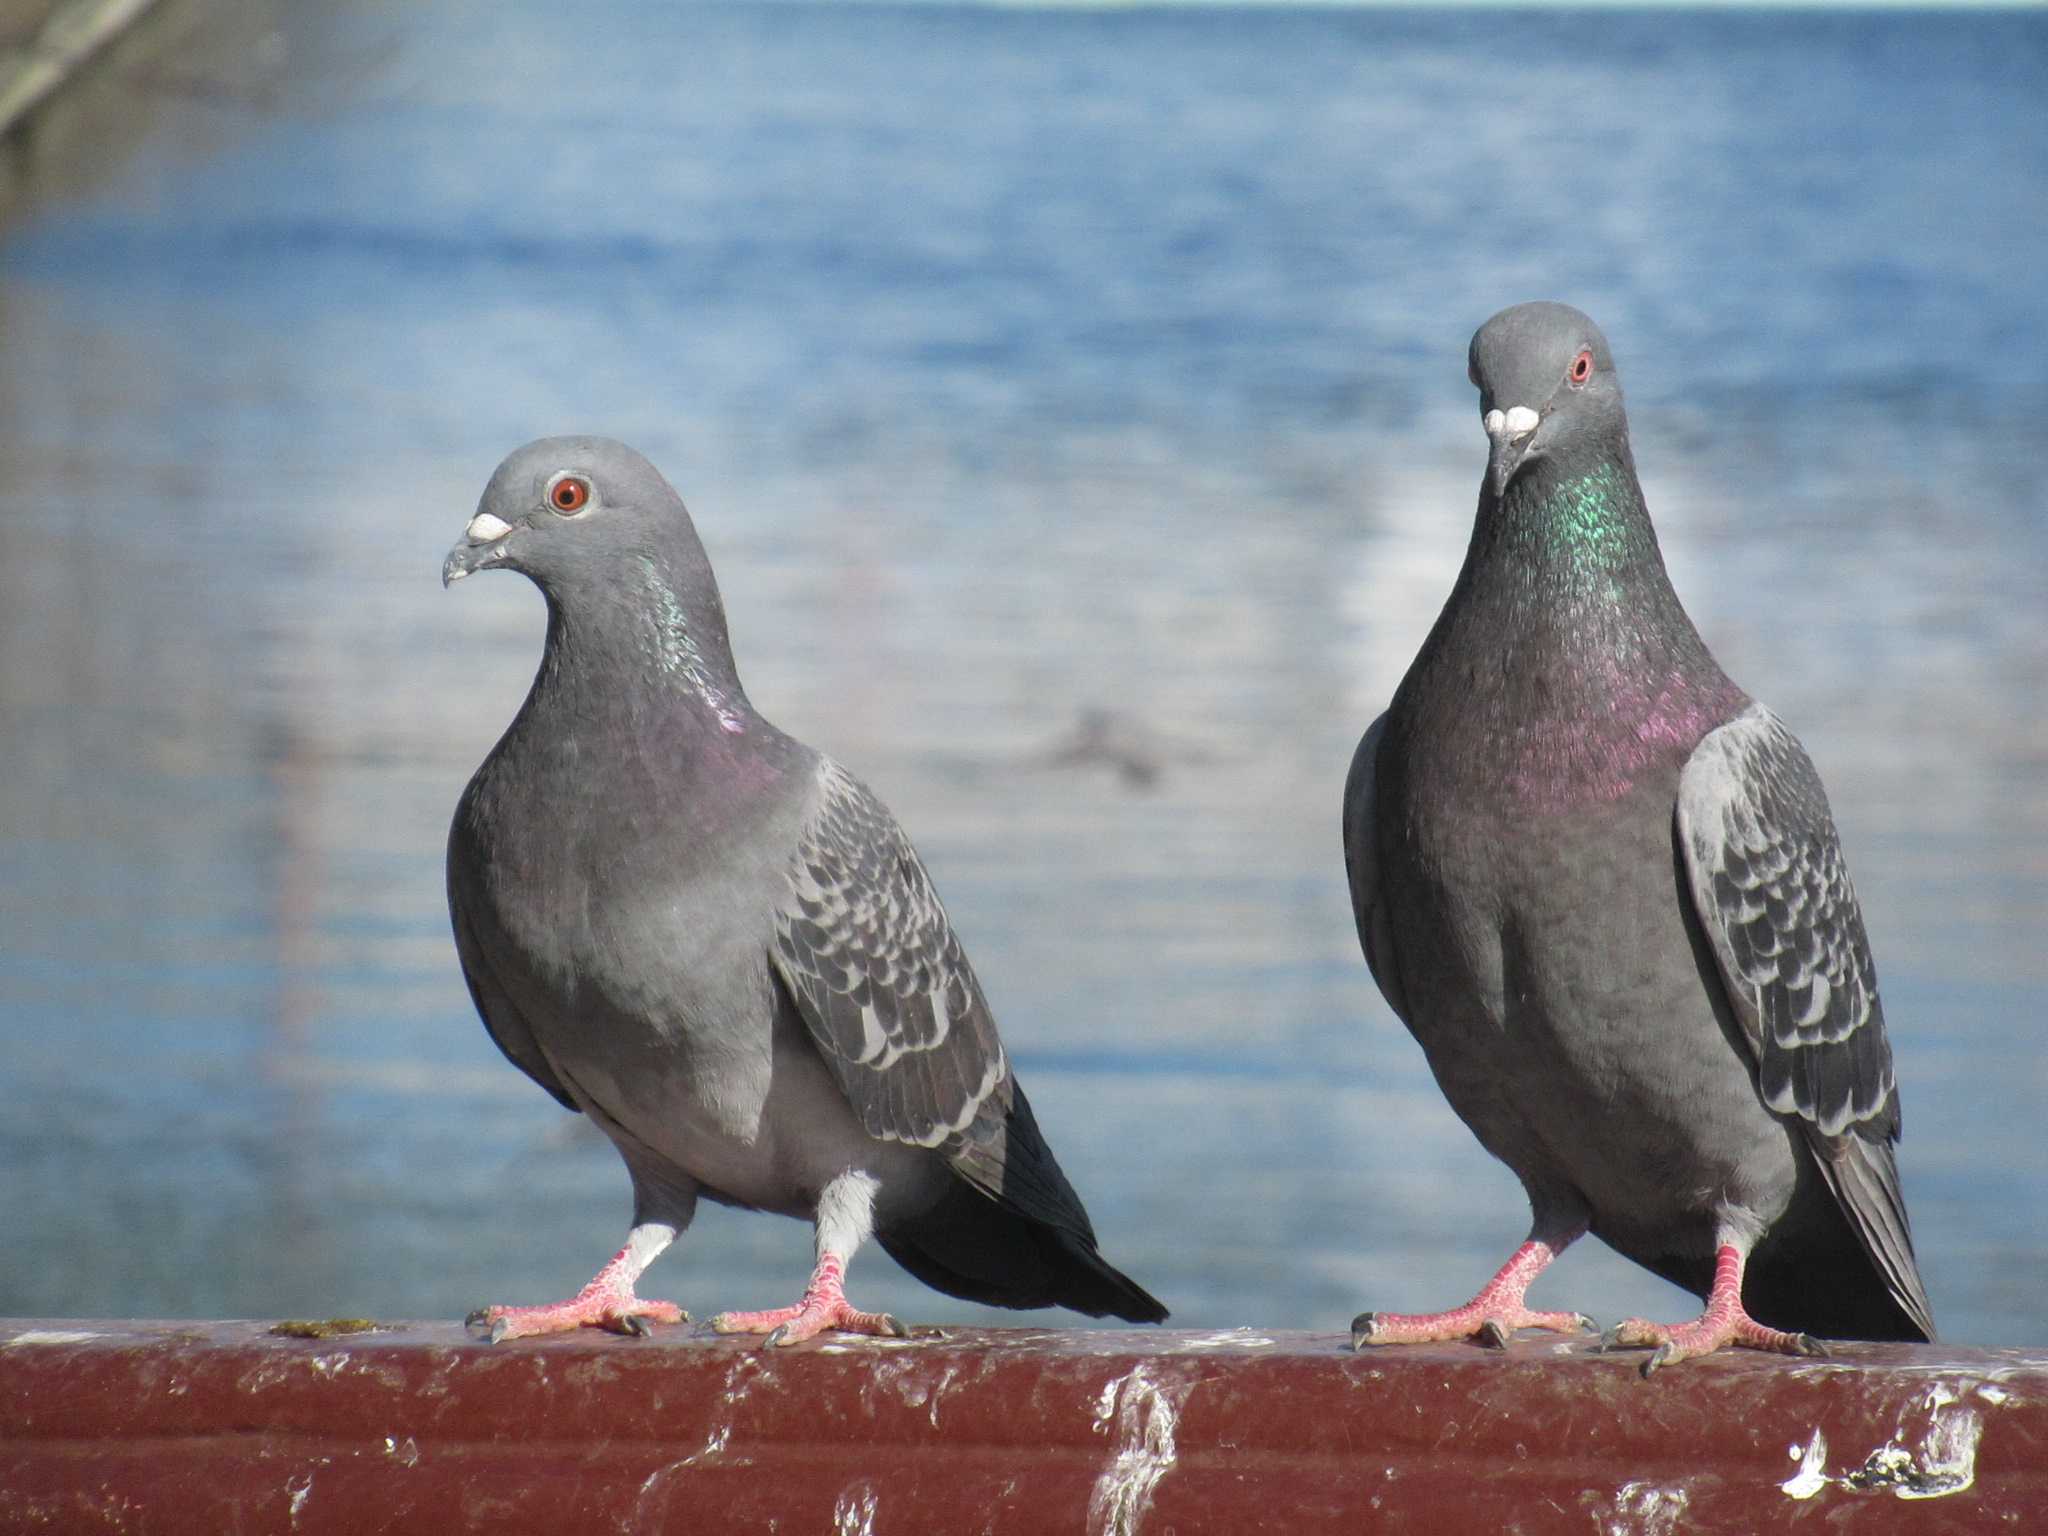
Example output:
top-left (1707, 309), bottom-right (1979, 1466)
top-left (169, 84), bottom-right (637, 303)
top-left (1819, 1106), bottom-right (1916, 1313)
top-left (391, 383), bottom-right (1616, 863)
top-left (1677, 704), bottom-right (1934, 1339)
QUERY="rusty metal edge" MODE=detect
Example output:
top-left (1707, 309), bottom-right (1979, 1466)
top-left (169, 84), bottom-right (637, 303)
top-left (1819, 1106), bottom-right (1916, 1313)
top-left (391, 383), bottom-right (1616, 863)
top-left (3, 1321), bottom-right (2043, 1533)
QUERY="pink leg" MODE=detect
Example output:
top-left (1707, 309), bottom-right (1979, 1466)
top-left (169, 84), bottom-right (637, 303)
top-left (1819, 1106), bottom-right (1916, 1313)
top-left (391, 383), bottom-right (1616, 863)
top-left (1353, 1238), bottom-right (1595, 1349)
top-left (468, 1224), bottom-right (685, 1344)
top-left (709, 1253), bottom-right (907, 1347)
top-left (1605, 1244), bottom-right (1826, 1375)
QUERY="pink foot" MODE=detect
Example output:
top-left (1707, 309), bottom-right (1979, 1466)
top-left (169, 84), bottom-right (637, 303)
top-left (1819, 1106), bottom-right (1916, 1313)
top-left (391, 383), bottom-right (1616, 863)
top-left (468, 1238), bottom-right (686, 1344)
top-left (709, 1254), bottom-right (907, 1347)
top-left (1603, 1244), bottom-right (1827, 1375)
top-left (1352, 1239), bottom-right (1595, 1349)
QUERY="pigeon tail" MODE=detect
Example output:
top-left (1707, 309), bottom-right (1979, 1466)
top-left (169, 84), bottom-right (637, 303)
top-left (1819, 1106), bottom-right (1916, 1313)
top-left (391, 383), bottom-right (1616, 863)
top-left (1608, 1109), bottom-right (1932, 1344)
top-left (887, 1076), bottom-right (1170, 1322)
top-left (878, 1178), bottom-right (1167, 1323)
top-left (1810, 1132), bottom-right (1935, 1341)
top-left (1741, 1147), bottom-right (1935, 1343)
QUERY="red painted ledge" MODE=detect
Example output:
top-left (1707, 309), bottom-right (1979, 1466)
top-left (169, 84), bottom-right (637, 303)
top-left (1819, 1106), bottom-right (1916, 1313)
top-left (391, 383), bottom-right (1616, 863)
top-left (2, 1319), bottom-right (2041, 1532)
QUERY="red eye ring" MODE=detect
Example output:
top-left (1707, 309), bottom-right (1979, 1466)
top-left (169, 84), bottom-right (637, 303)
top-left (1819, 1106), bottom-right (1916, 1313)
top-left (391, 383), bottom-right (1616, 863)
top-left (1568, 349), bottom-right (1594, 385)
top-left (550, 476), bottom-right (591, 513)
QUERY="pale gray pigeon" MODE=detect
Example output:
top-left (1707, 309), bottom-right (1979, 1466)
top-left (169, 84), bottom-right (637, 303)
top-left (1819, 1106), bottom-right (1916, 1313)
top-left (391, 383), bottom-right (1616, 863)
top-left (444, 437), bottom-right (1166, 1344)
top-left (1343, 303), bottom-right (1934, 1371)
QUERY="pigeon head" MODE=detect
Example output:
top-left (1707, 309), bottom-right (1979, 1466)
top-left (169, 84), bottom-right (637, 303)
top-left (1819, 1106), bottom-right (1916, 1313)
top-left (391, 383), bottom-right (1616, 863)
top-left (444, 436), bottom-right (704, 591)
top-left (444, 436), bottom-right (747, 723)
top-left (1468, 302), bottom-right (1625, 502)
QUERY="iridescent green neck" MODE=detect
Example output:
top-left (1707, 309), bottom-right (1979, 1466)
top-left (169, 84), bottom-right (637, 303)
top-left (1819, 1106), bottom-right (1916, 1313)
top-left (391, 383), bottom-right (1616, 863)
top-left (1415, 448), bottom-right (1744, 811)
top-left (1500, 458), bottom-right (1657, 575)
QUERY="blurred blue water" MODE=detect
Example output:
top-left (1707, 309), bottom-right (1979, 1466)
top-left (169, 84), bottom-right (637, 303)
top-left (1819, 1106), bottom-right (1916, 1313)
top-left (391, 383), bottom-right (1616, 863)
top-left (0, 2), bottom-right (2042, 1345)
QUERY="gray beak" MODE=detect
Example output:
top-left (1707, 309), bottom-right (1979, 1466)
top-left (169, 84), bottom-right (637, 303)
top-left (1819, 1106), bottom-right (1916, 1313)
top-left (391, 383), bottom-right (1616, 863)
top-left (442, 511), bottom-right (516, 587)
top-left (1484, 405), bottom-right (1540, 500)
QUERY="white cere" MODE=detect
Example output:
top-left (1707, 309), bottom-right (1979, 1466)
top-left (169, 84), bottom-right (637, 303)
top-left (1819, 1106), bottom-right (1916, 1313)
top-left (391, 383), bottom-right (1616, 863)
top-left (1484, 405), bottom-right (1540, 440)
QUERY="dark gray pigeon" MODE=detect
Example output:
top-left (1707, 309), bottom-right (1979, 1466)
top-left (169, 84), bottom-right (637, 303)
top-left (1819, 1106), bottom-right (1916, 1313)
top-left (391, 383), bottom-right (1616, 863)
top-left (1343, 303), bottom-right (1934, 1372)
top-left (443, 437), bottom-right (1166, 1344)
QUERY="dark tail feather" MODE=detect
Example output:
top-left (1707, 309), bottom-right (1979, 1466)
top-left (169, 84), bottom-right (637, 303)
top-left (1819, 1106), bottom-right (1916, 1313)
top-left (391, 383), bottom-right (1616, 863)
top-left (899, 1075), bottom-right (1167, 1321)
top-left (879, 1179), bottom-right (1168, 1323)
top-left (1806, 1130), bottom-right (1936, 1342)
top-left (1639, 1142), bottom-right (1934, 1343)
top-left (1743, 1242), bottom-right (1932, 1343)
top-left (1638, 1237), bottom-right (1928, 1343)
top-left (1741, 1164), bottom-right (1933, 1343)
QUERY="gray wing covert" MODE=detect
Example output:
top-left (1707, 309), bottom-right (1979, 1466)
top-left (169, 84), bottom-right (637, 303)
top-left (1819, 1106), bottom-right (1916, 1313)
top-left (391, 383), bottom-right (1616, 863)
top-left (1677, 703), bottom-right (1933, 1337)
top-left (770, 760), bottom-right (1013, 1187)
top-left (1677, 705), bottom-right (1894, 1139)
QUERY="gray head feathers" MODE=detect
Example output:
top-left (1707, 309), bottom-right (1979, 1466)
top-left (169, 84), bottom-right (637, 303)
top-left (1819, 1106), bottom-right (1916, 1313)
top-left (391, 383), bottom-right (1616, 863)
top-left (1468, 302), bottom-right (1628, 501)
top-left (443, 435), bottom-right (746, 726)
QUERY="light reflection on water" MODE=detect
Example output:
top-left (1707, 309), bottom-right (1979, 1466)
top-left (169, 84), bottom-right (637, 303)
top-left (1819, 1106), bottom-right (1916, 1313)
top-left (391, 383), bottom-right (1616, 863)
top-left (0, 1), bottom-right (2043, 1344)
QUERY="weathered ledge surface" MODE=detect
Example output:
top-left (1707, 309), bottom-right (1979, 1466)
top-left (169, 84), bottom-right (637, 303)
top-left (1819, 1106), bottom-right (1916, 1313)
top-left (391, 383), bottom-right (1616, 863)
top-left (2, 1319), bottom-right (2041, 1532)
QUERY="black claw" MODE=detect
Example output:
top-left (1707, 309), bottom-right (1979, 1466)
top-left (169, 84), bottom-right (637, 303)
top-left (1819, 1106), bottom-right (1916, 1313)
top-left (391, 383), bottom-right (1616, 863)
top-left (463, 1308), bottom-right (492, 1334)
top-left (488, 1318), bottom-right (513, 1346)
top-left (881, 1314), bottom-right (908, 1340)
top-left (1574, 1313), bottom-right (1599, 1335)
top-left (763, 1323), bottom-right (791, 1349)
top-left (1349, 1312), bottom-right (1379, 1351)
top-left (1478, 1320), bottom-right (1512, 1350)
top-left (619, 1313), bottom-right (651, 1338)
top-left (1640, 1343), bottom-right (1675, 1378)
top-left (1794, 1333), bottom-right (1828, 1359)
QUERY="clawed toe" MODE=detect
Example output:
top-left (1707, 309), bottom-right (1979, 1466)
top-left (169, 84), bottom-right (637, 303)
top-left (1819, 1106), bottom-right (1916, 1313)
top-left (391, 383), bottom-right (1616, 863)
top-left (728, 1303), bottom-right (905, 1348)
top-left (1350, 1239), bottom-right (1592, 1352)
top-left (1599, 1244), bottom-right (1836, 1373)
top-left (467, 1230), bottom-right (687, 1344)
top-left (466, 1294), bottom-right (685, 1344)
top-left (1354, 1304), bottom-right (1593, 1351)
top-left (714, 1251), bottom-right (904, 1348)
top-left (606, 1305), bottom-right (687, 1336)
top-left (1608, 1313), bottom-right (1826, 1375)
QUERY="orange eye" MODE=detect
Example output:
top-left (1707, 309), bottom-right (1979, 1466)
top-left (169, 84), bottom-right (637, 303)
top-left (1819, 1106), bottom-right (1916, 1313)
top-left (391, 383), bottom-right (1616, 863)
top-left (549, 476), bottom-right (590, 513)
top-left (1569, 349), bottom-right (1594, 385)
